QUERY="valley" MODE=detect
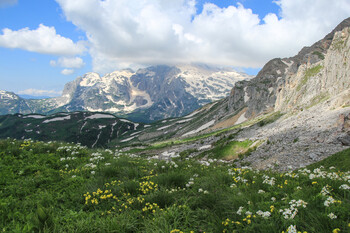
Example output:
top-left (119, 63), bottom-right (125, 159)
top-left (1, 14), bottom-right (350, 233)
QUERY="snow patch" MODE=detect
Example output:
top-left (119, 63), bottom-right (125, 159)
top-left (235, 113), bottom-right (247, 125)
top-left (130, 131), bottom-right (141, 136)
top-left (244, 87), bottom-right (249, 103)
top-left (183, 120), bottom-right (215, 137)
top-left (157, 125), bottom-right (172, 131)
top-left (199, 145), bottom-right (211, 150)
top-left (120, 119), bottom-right (131, 123)
top-left (86, 114), bottom-right (115, 119)
top-left (42, 115), bottom-right (71, 123)
top-left (23, 114), bottom-right (46, 119)
top-left (176, 118), bottom-right (193, 124)
top-left (92, 131), bottom-right (102, 148)
top-left (80, 73), bottom-right (100, 87)
top-left (121, 136), bottom-right (136, 142)
top-left (184, 110), bottom-right (201, 118)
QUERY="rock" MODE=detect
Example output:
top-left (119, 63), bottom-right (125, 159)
top-left (337, 132), bottom-right (350, 146)
top-left (308, 153), bottom-right (319, 161)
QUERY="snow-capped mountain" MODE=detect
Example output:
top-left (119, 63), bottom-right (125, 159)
top-left (0, 64), bottom-right (251, 122)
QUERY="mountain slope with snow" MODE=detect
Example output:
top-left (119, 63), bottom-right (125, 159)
top-left (0, 65), bottom-right (251, 122)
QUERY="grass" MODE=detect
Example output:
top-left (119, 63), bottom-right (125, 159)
top-left (306, 92), bottom-right (330, 109)
top-left (202, 139), bottom-right (254, 160)
top-left (1, 139), bottom-right (349, 232)
top-left (257, 112), bottom-right (283, 127)
top-left (306, 148), bottom-right (350, 172)
top-left (123, 111), bottom-right (279, 155)
top-left (312, 51), bottom-right (325, 60)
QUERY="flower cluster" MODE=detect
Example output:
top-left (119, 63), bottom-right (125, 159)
top-left (279, 199), bottom-right (307, 219)
top-left (139, 181), bottom-right (158, 194)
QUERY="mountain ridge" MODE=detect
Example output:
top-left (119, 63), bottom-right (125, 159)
top-left (0, 64), bottom-right (251, 122)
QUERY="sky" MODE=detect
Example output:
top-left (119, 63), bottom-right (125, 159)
top-left (0, 0), bottom-right (350, 97)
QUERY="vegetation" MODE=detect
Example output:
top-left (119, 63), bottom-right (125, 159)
top-left (296, 65), bottom-right (323, 91)
top-left (202, 139), bottom-right (254, 160)
top-left (312, 51), bottom-right (325, 60)
top-left (306, 93), bottom-right (330, 109)
top-left (257, 112), bottom-right (283, 127)
top-left (1, 139), bottom-right (350, 232)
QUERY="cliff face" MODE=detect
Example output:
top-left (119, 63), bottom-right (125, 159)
top-left (227, 17), bottom-right (350, 119)
top-left (275, 26), bottom-right (350, 112)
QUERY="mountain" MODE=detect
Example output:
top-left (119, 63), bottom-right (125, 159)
top-left (0, 64), bottom-right (251, 122)
top-left (18, 94), bottom-right (51, 99)
top-left (0, 90), bottom-right (32, 115)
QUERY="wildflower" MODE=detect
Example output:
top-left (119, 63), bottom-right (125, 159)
top-left (256, 210), bottom-right (271, 218)
top-left (332, 228), bottom-right (340, 233)
top-left (203, 190), bottom-right (209, 194)
top-left (237, 206), bottom-right (244, 215)
top-left (324, 196), bottom-right (335, 207)
top-left (198, 188), bottom-right (203, 192)
top-left (286, 225), bottom-right (297, 233)
top-left (258, 189), bottom-right (265, 194)
top-left (91, 171), bottom-right (95, 175)
top-left (72, 175), bottom-right (76, 178)
top-left (328, 213), bottom-right (337, 219)
top-left (339, 184), bottom-right (350, 190)
top-left (321, 185), bottom-right (332, 196)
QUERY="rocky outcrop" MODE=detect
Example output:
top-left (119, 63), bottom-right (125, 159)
top-left (227, 17), bottom-right (350, 120)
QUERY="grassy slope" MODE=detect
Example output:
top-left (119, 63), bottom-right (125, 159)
top-left (1, 139), bottom-right (349, 233)
top-left (307, 148), bottom-right (350, 172)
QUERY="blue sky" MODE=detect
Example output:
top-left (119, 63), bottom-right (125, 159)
top-left (0, 0), bottom-right (349, 97)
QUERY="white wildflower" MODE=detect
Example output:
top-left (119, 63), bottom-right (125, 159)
top-left (237, 206), bottom-right (244, 215)
top-left (339, 184), bottom-right (350, 190)
top-left (286, 225), bottom-right (297, 233)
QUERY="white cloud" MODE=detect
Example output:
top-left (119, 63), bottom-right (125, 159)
top-left (18, 88), bottom-right (61, 97)
top-left (0, 24), bottom-right (86, 56)
top-left (61, 69), bottom-right (75, 75)
top-left (56, 0), bottom-right (350, 73)
top-left (0, 0), bottom-right (17, 8)
top-left (50, 56), bottom-right (85, 69)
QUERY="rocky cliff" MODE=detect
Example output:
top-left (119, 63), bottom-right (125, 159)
top-left (227, 17), bottom-right (350, 119)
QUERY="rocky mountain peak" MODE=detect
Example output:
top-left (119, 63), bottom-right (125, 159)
top-left (1, 64), bottom-right (250, 122)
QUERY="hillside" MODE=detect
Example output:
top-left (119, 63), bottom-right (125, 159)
top-left (1, 139), bottom-right (349, 232)
top-left (0, 112), bottom-right (142, 148)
